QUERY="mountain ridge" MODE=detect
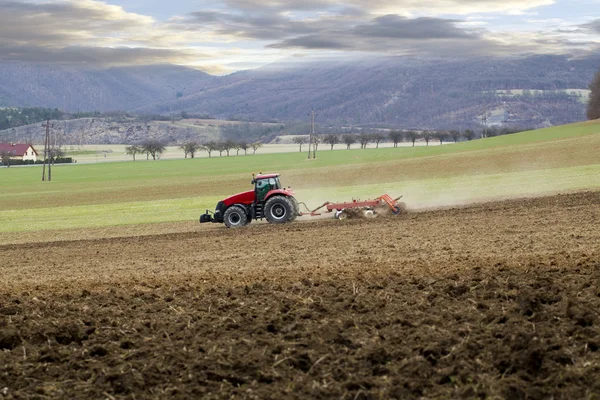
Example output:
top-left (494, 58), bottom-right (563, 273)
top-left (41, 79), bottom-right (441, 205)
top-left (1, 55), bottom-right (598, 129)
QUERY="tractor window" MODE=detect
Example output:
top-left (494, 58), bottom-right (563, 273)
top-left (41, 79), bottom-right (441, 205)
top-left (256, 179), bottom-right (268, 189)
top-left (269, 177), bottom-right (281, 190)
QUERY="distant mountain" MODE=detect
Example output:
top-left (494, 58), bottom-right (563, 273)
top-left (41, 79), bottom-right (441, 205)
top-left (1, 55), bottom-right (598, 130)
top-left (0, 62), bottom-right (213, 112)
top-left (148, 55), bottom-right (598, 130)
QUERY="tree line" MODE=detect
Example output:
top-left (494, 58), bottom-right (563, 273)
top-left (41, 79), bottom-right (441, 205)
top-left (0, 107), bottom-right (63, 131)
top-left (125, 140), bottom-right (265, 161)
top-left (291, 127), bottom-right (529, 152)
top-left (124, 126), bottom-right (532, 161)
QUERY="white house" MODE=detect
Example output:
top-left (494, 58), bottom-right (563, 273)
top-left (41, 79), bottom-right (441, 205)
top-left (0, 143), bottom-right (38, 162)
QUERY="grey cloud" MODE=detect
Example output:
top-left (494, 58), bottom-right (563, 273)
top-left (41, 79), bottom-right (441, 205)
top-left (184, 5), bottom-right (493, 57)
top-left (0, 0), bottom-right (150, 45)
top-left (270, 35), bottom-right (508, 57)
top-left (351, 15), bottom-right (479, 39)
top-left (183, 10), bottom-right (480, 43)
top-left (268, 15), bottom-right (495, 57)
top-left (183, 10), bottom-right (344, 40)
top-left (0, 0), bottom-right (166, 64)
top-left (580, 19), bottom-right (600, 33)
top-left (271, 36), bottom-right (351, 50)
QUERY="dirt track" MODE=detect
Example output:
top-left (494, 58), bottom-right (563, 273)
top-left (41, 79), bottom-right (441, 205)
top-left (1, 192), bottom-right (599, 399)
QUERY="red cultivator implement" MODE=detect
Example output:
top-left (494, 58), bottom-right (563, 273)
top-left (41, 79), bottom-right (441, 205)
top-left (299, 194), bottom-right (406, 220)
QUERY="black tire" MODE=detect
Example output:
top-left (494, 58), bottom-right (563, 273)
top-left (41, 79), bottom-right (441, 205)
top-left (336, 211), bottom-right (349, 220)
top-left (223, 206), bottom-right (249, 228)
top-left (264, 196), bottom-right (294, 224)
top-left (289, 196), bottom-right (300, 221)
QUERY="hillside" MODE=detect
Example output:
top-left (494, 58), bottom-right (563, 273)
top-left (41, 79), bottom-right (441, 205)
top-left (0, 117), bottom-right (287, 145)
top-left (151, 55), bottom-right (598, 129)
top-left (1, 55), bottom-right (598, 130)
top-left (0, 117), bottom-right (222, 145)
top-left (0, 63), bottom-right (213, 112)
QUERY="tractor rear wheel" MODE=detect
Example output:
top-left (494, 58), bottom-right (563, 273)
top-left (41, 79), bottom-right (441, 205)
top-left (289, 196), bottom-right (300, 221)
top-left (265, 196), bottom-right (294, 224)
top-left (224, 206), bottom-right (249, 228)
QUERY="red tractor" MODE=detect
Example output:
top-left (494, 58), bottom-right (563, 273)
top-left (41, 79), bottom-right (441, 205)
top-left (200, 173), bottom-right (299, 228)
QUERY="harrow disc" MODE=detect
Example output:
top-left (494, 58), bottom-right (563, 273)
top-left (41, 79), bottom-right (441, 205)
top-left (363, 209), bottom-right (376, 218)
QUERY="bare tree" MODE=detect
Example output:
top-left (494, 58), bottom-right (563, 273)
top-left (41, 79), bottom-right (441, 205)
top-left (48, 126), bottom-right (66, 166)
top-left (0, 150), bottom-right (12, 167)
top-left (179, 143), bottom-right (190, 158)
top-left (251, 141), bottom-right (263, 154)
top-left (463, 130), bottom-right (476, 141)
top-left (388, 131), bottom-right (404, 147)
top-left (224, 140), bottom-right (237, 156)
top-left (141, 140), bottom-right (166, 160)
top-left (215, 142), bottom-right (226, 157)
top-left (233, 142), bottom-right (242, 156)
top-left (323, 134), bottom-right (339, 150)
top-left (342, 134), bottom-right (356, 150)
top-left (189, 142), bottom-right (201, 158)
top-left (371, 133), bottom-right (386, 148)
top-left (358, 132), bottom-right (371, 149)
top-left (48, 147), bottom-right (65, 165)
top-left (405, 131), bottom-right (419, 147)
top-left (449, 130), bottom-right (461, 143)
top-left (180, 141), bottom-right (201, 158)
top-left (125, 145), bottom-right (142, 161)
top-left (433, 131), bottom-right (447, 145)
top-left (293, 136), bottom-right (307, 152)
top-left (202, 141), bottom-right (217, 158)
top-left (422, 132), bottom-right (432, 146)
top-left (239, 141), bottom-right (249, 155)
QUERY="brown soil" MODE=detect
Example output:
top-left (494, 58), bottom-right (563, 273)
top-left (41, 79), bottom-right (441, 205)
top-left (1, 191), bottom-right (599, 399)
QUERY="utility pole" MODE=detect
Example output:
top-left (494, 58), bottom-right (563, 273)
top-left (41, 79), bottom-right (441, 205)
top-left (41, 120), bottom-right (53, 182)
top-left (308, 110), bottom-right (317, 159)
top-left (481, 105), bottom-right (487, 138)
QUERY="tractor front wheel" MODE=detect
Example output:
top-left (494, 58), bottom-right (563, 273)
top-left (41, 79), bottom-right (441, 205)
top-left (224, 206), bottom-right (249, 228)
top-left (265, 196), bottom-right (294, 224)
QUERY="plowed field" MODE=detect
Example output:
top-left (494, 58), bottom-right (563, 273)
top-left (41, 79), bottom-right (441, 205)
top-left (1, 192), bottom-right (599, 399)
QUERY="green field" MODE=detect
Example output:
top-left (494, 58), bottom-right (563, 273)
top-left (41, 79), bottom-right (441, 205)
top-left (1, 120), bottom-right (599, 234)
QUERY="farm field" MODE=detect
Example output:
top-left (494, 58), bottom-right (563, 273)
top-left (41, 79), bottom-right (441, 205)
top-left (63, 141), bottom-right (443, 164)
top-left (0, 192), bottom-right (599, 399)
top-left (1, 120), bottom-right (600, 237)
top-left (0, 121), bottom-right (599, 398)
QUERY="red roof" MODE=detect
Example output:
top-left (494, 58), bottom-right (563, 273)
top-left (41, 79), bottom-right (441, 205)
top-left (0, 143), bottom-right (36, 156)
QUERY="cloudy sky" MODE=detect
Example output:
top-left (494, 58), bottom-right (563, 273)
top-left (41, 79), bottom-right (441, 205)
top-left (0, 0), bottom-right (598, 74)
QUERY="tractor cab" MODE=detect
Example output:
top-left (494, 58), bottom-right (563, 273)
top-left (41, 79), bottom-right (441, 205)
top-left (252, 174), bottom-right (282, 203)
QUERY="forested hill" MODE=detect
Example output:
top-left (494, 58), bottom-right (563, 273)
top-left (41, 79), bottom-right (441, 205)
top-left (1, 55), bottom-right (598, 130)
top-left (0, 63), bottom-right (213, 113)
